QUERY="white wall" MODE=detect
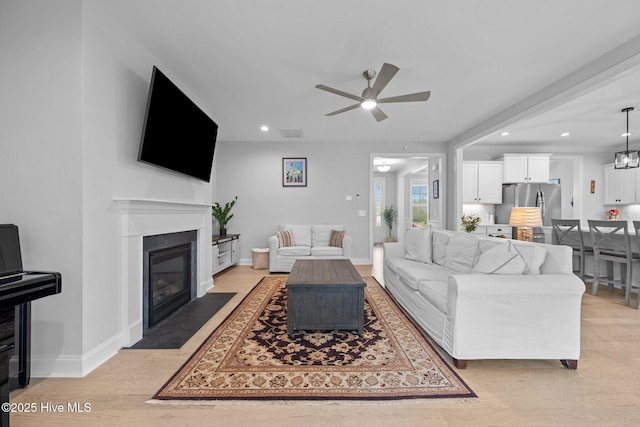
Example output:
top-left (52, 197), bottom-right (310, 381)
top-left (0, 0), bottom-right (84, 371)
top-left (0, 1), bottom-right (215, 377)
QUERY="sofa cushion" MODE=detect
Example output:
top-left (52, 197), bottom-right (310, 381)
top-left (329, 229), bottom-right (345, 247)
top-left (276, 229), bottom-right (296, 248)
top-left (277, 246), bottom-right (311, 256)
top-left (432, 232), bottom-right (450, 265)
top-left (511, 242), bottom-right (547, 275)
top-left (444, 234), bottom-right (479, 274)
top-left (387, 258), bottom-right (452, 291)
top-left (385, 258), bottom-right (401, 275)
top-left (404, 227), bottom-right (432, 264)
top-left (312, 225), bottom-right (343, 247)
top-left (311, 246), bottom-right (343, 256)
top-left (472, 242), bottom-right (526, 275)
top-left (281, 225), bottom-right (312, 247)
top-left (416, 280), bottom-right (449, 313)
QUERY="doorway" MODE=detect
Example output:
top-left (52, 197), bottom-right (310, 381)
top-left (370, 154), bottom-right (445, 261)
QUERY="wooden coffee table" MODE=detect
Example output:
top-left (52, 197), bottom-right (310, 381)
top-left (286, 259), bottom-right (366, 335)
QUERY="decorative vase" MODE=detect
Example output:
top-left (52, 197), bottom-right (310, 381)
top-left (219, 228), bottom-right (227, 236)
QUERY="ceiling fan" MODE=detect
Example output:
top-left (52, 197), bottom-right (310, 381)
top-left (315, 63), bottom-right (431, 122)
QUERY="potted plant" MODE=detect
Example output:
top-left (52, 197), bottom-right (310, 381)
top-left (383, 205), bottom-right (397, 242)
top-left (212, 196), bottom-right (237, 236)
top-left (461, 214), bottom-right (481, 233)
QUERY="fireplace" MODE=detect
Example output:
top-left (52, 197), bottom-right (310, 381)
top-left (143, 230), bottom-right (197, 333)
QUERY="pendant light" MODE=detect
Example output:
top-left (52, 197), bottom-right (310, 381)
top-left (614, 107), bottom-right (639, 169)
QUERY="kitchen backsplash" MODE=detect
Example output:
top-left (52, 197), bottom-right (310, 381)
top-left (462, 204), bottom-right (497, 225)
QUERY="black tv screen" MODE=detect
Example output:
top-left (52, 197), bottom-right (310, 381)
top-left (138, 66), bottom-right (218, 182)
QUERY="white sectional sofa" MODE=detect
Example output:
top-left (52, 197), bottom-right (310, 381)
top-left (268, 224), bottom-right (352, 272)
top-left (383, 227), bottom-right (585, 369)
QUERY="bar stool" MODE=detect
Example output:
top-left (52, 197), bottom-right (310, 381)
top-left (551, 219), bottom-right (592, 282)
top-left (588, 220), bottom-right (640, 306)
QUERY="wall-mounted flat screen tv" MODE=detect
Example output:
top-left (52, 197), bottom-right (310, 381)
top-left (138, 66), bottom-right (218, 182)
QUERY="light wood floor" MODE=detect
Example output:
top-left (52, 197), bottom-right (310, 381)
top-left (9, 252), bottom-right (640, 426)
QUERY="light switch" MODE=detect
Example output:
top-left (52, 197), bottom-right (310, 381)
top-left (358, 210), bottom-right (367, 217)
top-left (345, 195), bottom-right (353, 202)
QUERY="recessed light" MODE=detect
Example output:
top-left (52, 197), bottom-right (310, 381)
top-left (500, 132), bottom-right (510, 136)
top-left (260, 125), bottom-right (269, 132)
top-left (560, 132), bottom-right (570, 137)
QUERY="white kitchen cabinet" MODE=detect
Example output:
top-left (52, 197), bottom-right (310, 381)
top-left (462, 161), bottom-right (503, 204)
top-left (473, 225), bottom-right (512, 238)
top-left (503, 154), bottom-right (550, 183)
top-left (603, 164), bottom-right (636, 204)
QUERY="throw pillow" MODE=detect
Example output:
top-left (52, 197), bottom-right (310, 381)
top-left (281, 225), bottom-right (312, 247)
top-left (477, 238), bottom-right (505, 254)
top-left (432, 231), bottom-right (450, 265)
top-left (329, 229), bottom-right (345, 247)
top-left (276, 229), bottom-right (295, 248)
top-left (444, 234), bottom-right (479, 274)
top-left (404, 227), bottom-right (432, 264)
top-left (512, 243), bottom-right (547, 275)
top-left (472, 242), bottom-right (526, 274)
top-left (312, 225), bottom-right (343, 247)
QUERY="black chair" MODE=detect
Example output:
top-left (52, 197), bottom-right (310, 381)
top-left (551, 219), bottom-right (592, 282)
top-left (588, 220), bottom-right (640, 306)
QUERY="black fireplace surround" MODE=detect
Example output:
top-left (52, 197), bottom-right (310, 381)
top-left (143, 230), bottom-right (197, 333)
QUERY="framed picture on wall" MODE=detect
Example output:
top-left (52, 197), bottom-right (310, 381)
top-left (283, 157), bottom-right (307, 187)
top-left (433, 179), bottom-right (439, 199)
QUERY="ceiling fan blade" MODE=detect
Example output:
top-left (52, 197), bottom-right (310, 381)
top-left (370, 106), bottom-right (388, 122)
top-left (377, 91), bottom-right (431, 104)
top-left (371, 63), bottom-right (399, 97)
top-left (326, 103), bottom-right (361, 116)
top-left (315, 84), bottom-right (363, 102)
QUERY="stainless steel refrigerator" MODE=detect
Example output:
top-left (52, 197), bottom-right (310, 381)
top-left (495, 183), bottom-right (561, 242)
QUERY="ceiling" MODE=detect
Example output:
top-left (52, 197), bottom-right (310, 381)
top-left (100, 1), bottom-right (640, 153)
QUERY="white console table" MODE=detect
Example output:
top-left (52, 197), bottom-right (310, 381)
top-left (212, 234), bottom-right (239, 274)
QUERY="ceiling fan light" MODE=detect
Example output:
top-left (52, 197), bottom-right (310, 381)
top-left (361, 99), bottom-right (377, 110)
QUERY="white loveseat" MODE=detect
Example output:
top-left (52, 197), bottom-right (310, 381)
top-left (268, 224), bottom-right (352, 272)
top-left (383, 227), bottom-right (585, 369)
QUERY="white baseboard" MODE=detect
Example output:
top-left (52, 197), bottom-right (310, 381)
top-left (31, 333), bottom-right (121, 378)
top-left (199, 277), bottom-right (213, 296)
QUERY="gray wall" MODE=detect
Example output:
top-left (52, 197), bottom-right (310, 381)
top-left (214, 141), bottom-right (446, 263)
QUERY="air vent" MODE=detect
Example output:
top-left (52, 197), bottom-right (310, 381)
top-left (279, 128), bottom-right (304, 138)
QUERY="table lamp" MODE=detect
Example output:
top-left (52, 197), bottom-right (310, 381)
top-left (509, 207), bottom-right (543, 242)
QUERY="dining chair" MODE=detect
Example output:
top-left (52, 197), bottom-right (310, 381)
top-left (632, 221), bottom-right (640, 309)
top-left (588, 220), bottom-right (640, 307)
top-left (551, 219), bottom-right (592, 282)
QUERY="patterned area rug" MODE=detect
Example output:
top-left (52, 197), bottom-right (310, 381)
top-left (152, 276), bottom-right (475, 402)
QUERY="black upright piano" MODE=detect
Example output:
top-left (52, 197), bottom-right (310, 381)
top-left (0, 224), bottom-right (62, 427)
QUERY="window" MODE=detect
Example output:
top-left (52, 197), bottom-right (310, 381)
top-left (374, 178), bottom-right (385, 228)
top-left (410, 180), bottom-right (428, 228)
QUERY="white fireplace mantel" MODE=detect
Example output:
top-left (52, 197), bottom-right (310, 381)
top-left (114, 197), bottom-right (213, 347)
